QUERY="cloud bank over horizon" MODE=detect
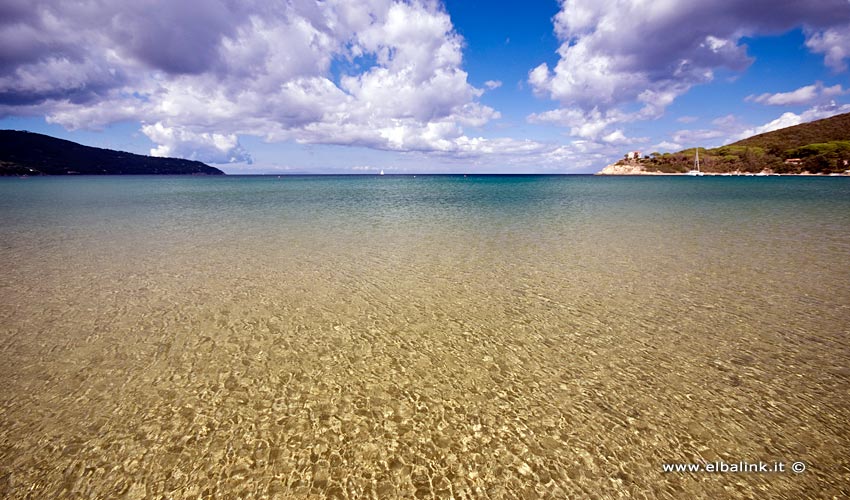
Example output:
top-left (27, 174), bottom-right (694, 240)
top-left (1, 0), bottom-right (525, 163)
top-left (1, 0), bottom-right (850, 171)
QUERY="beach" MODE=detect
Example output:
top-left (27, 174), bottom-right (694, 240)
top-left (1, 175), bottom-right (848, 498)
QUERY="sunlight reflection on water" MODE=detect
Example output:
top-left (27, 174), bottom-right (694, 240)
top-left (0, 175), bottom-right (848, 498)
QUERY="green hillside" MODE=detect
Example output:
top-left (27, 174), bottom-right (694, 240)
top-left (731, 112), bottom-right (850, 151)
top-left (621, 112), bottom-right (850, 174)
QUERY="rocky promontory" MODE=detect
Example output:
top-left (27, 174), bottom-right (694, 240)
top-left (596, 163), bottom-right (661, 175)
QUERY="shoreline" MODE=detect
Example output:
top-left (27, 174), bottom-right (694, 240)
top-left (595, 163), bottom-right (850, 176)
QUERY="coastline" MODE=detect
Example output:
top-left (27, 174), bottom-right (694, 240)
top-left (595, 163), bottom-right (850, 176)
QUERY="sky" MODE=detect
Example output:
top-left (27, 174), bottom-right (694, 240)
top-left (1, 0), bottom-right (850, 174)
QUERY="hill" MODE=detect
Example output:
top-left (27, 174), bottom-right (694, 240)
top-left (601, 112), bottom-right (850, 175)
top-left (0, 130), bottom-right (224, 175)
top-left (730, 112), bottom-right (850, 151)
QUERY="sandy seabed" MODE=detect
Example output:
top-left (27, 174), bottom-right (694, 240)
top-left (1, 177), bottom-right (849, 499)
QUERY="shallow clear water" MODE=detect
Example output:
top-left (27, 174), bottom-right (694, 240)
top-left (1, 175), bottom-right (848, 498)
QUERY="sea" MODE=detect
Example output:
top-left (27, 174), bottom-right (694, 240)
top-left (0, 175), bottom-right (848, 498)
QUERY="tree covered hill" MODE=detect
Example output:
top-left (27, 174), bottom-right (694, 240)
top-left (731, 112), bottom-right (850, 151)
top-left (612, 112), bottom-right (850, 174)
top-left (0, 130), bottom-right (224, 175)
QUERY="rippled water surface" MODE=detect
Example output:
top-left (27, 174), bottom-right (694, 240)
top-left (1, 175), bottom-right (849, 498)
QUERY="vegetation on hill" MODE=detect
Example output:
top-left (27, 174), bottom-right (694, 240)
top-left (0, 130), bottom-right (224, 175)
top-left (614, 112), bottom-right (850, 174)
top-left (732, 112), bottom-right (850, 151)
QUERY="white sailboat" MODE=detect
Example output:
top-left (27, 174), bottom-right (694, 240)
top-left (379, 169), bottom-right (385, 175)
top-left (686, 147), bottom-right (704, 176)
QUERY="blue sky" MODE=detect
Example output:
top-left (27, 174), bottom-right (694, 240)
top-left (1, 0), bottom-right (849, 173)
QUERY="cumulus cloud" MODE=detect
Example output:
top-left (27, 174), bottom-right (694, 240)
top-left (141, 123), bottom-right (252, 163)
top-left (484, 80), bottom-right (502, 90)
top-left (0, 0), bottom-right (508, 161)
top-left (529, 0), bottom-right (850, 138)
top-left (746, 81), bottom-right (846, 106)
top-left (528, 107), bottom-right (620, 139)
top-left (806, 25), bottom-right (850, 71)
top-left (527, 105), bottom-right (657, 142)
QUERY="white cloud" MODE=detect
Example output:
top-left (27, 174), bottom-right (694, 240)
top-left (141, 122), bottom-right (251, 163)
top-left (0, 0), bottom-right (512, 162)
top-left (528, 107), bottom-right (625, 139)
top-left (527, 104), bottom-right (661, 142)
top-left (529, 0), bottom-right (850, 139)
top-left (746, 81), bottom-right (846, 106)
top-left (602, 130), bottom-right (628, 144)
top-left (484, 80), bottom-right (502, 90)
top-left (806, 25), bottom-right (850, 71)
top-left (530, 0), bottom-right (758, 112)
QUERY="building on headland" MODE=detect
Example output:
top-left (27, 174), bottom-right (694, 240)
top-left (784, 158), bottom-right (802, 165)
top-left (625, 151), bottom-right (641, 160)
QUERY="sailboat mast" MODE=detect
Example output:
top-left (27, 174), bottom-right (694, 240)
top-left (695, 147), bottom-right (700, 173)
